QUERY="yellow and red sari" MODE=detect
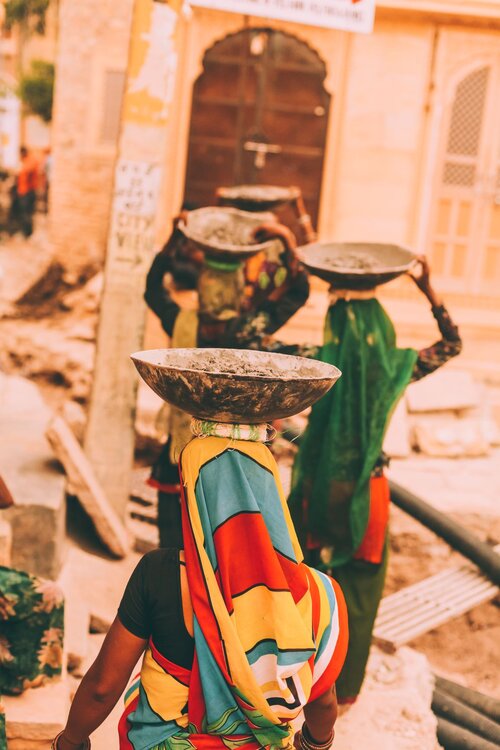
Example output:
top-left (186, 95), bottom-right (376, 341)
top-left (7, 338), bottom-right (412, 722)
top-left (120, 434), bottom-right (348, 750)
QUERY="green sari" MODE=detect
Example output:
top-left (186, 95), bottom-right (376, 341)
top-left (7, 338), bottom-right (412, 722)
top-left (289, 298), bottom-right (417, 699)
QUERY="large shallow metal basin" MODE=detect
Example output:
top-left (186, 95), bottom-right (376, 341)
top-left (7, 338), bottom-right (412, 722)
top-left (131, 348), bottom-right (341, 424)
top-left (216, 184), bottom-right (300, 211)
top-left (301, 242), bottom-right (417, 289)
top-left (178, 207), bottom-right (277, 262)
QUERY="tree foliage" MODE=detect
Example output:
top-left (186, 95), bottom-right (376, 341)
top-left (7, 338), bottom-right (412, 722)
top-left (4, 0), bottom-right (50, 35)
top-left (18, 59), bottom-right (54, 122)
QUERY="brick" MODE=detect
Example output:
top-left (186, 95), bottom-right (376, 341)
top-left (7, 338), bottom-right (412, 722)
top-left (406, 370), bottom-right (481, 413)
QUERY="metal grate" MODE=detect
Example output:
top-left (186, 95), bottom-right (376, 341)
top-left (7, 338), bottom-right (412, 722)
top-left (443, 162), bottom-right (476, 187)
top-left (446, 66), bottom-right (489, 157)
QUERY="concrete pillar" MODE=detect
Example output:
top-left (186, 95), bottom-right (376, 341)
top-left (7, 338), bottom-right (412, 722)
top-left (84, 0), bottom-right (182, 517)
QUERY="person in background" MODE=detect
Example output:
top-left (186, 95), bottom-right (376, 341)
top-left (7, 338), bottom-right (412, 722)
top-left (51, 419), bottom-right (348, 750)
top-left (15, 146), bottom-right (39, 237)
top-left (0, 475), bottom-right (65, 749)
top-left (40, 147), bottom-right (52, 213)
top-left (288, 256), bottom-right (462, 706)
top-left (144, 218), bottom-right (310, 549)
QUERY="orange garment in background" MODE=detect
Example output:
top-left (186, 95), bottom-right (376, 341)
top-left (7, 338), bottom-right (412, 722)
top-left (353, 475), bottom-right (391, 565)
top-left (17, 155), bottom-right (39, 196)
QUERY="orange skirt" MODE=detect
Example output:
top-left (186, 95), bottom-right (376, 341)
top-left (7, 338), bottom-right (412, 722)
top-left (353, 475), bottom-right (390, 565)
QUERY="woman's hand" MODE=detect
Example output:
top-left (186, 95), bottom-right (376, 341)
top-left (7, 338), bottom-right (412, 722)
top-left (408, 255), bottom-right (441, 307)
top-left (253, 223), bottom-right (301, 277)
top-left (408, 255), bottom-right (431, 292)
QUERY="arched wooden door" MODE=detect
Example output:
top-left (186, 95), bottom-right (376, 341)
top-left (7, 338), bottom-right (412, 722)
top-left (428, 56), bottom-right (500, 296)
top-left (183, 28), bottom-right (331, 226)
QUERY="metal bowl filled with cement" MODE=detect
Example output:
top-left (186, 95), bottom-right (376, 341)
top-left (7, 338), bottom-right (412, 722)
top-left (301, 242), bottom-right (417, 290)
top-left (131, 348), bottom-right (341, 424)
top-left (178, 207), bottom-right (278, 262)
top-left (216, 185), bottom-right (301, 212)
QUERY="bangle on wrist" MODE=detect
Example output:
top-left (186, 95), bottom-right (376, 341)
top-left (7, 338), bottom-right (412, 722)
top-left (51, 732), bottom-right (91, 750)
top-left (300, 723), bottom-right (334, 750)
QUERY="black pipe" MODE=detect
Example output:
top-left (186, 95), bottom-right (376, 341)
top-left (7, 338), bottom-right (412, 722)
top-left (389, 480), bottom-right (500, 586)
top-left (436, 676), bottom-right (500, 724)
top-left (433, 690), bottom-right (500, 745)
top-left (437, 717), bottom-right (500, 750)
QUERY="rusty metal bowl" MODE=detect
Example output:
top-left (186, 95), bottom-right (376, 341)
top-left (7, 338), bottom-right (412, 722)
top-left (177, 207), bottom-right (277, 262)
top-left (301, 242), bottom-right (417, 290)
top-left (216, 184), bottom-right (301, 212)
top-left (131, 348), bottom-right (341, 424)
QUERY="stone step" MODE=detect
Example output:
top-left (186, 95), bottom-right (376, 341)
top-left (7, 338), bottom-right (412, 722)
top-left (4, 678), bottom-right (71, 749)
top-left (0, 374), bottom-right (66, 580)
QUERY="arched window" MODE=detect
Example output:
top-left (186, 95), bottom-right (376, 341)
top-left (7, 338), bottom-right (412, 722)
top-left (428, 62), bottom-right (500, 295)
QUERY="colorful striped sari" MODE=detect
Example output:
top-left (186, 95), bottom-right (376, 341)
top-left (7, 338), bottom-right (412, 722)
top-left (120, 435), bottom-right (348, 750)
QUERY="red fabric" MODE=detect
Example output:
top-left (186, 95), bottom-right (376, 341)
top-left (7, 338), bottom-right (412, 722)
top-left (17, 155), bottom-right (39, 195)
top-left (353, 476), bottom-right (390, 564)
top-left (212, 512), bottom-right (309, 610)
top-left (308, 576), bottom-right (349, 701)
top-left (147, 477), bottom-right (181, 494)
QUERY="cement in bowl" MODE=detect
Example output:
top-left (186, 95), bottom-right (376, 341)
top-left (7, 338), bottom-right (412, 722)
top-left (216, 184), bottom-right (301, 211)
top-left (178, 207), bottom-right (277, 261)
top-left (131, 348), bottom-right (341, 424)
top-left (301, 242), bottom-right (417, 290)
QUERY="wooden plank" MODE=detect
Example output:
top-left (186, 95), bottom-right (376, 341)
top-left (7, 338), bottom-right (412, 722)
top-left (46, 417), bottom-right (129, 558)
top-left (378, 582), bottom-right (498, 641)
top-left (376, 568), bottom-right (486, 623)
top-left (377, 577), bottom-right (498, 634)
top-left (374, 560), bottom-right (499, 652)
top-left (378, 569), bottom-right (473, 613)
top-left (389, 593), bottom-right (497, 646)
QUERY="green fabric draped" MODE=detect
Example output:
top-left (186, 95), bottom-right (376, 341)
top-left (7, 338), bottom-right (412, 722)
top-left (289, 298), bottom-right (417, 565)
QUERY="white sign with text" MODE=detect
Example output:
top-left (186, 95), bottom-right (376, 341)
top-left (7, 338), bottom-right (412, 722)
top-left (108, 159), bottom-right (162, 274)
top-left (190, 0), bottom-right (375, 34)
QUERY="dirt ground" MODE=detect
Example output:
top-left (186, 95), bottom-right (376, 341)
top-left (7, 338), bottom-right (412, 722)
top-left (1, 230), bottom-right (499, 704)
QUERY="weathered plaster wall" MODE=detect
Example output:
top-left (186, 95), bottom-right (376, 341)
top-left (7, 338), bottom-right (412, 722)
top-left (50, 0), bottom-right (134, 273)
top-left (331, 21), bottom-right (433, 245)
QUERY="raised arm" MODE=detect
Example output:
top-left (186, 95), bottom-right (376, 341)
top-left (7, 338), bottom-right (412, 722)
top-left (223, 223), bottom-right (310, 348)
top-left (408, 256), bottom-right (462, 382)
top-left (144, 241), bottom-right (182, 338)
top-left (144, 214), bottom-right (202, 337)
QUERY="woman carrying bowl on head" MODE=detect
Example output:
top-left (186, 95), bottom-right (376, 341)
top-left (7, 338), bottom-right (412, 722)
top-left (287, 254), bottom-right (462, 706)
top-left (144, 213), bottom-right (310, 549)
top-left (51, 351), bottom-right (348, 750)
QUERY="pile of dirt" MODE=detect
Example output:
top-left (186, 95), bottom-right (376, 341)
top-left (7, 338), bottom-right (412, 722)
top-left (0, 256), bottom-right (102, 409)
